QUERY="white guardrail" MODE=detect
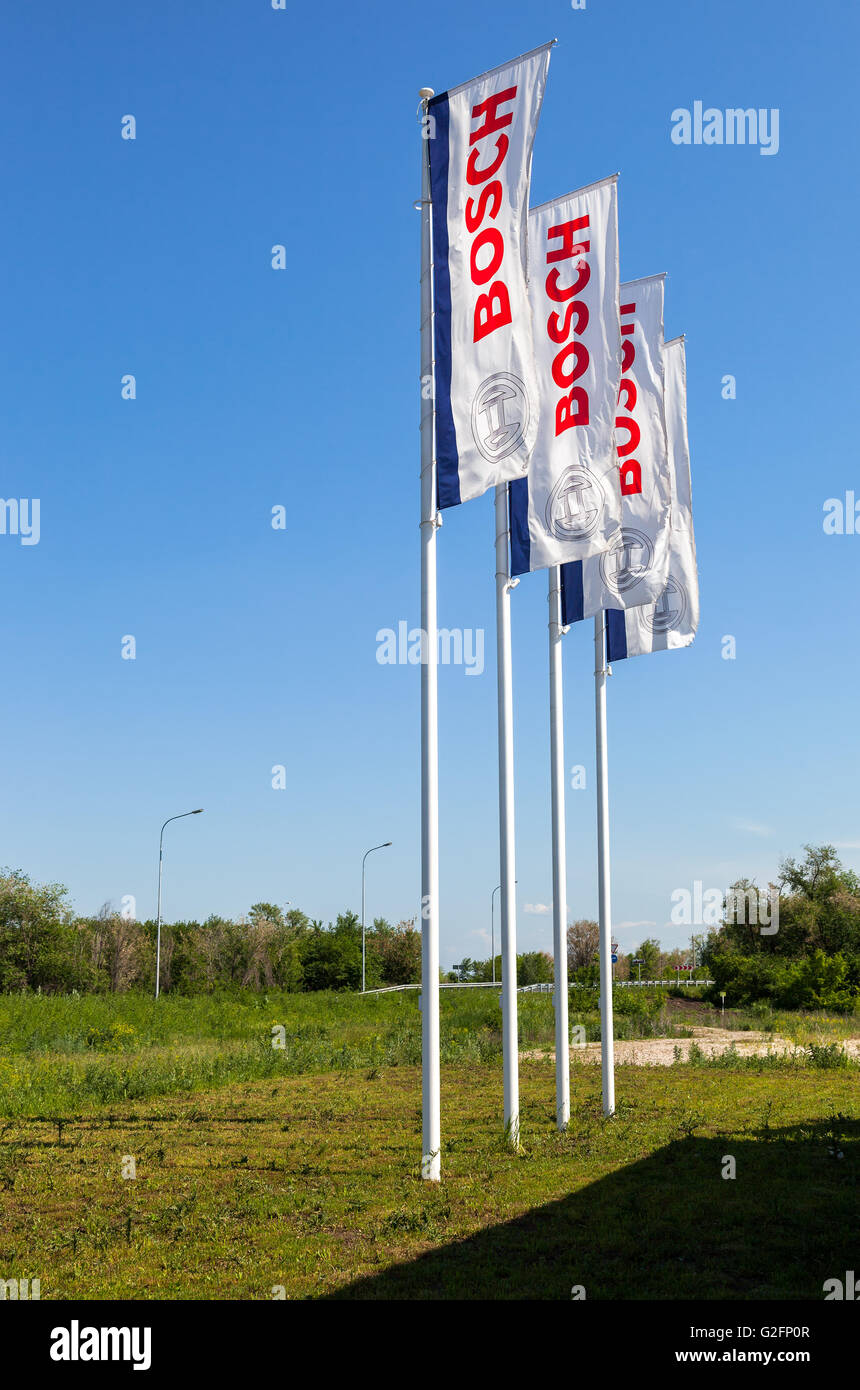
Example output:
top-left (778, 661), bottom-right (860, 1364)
top-left (518, 980), bottom-right (713, 993)
top-left (361, 979), bottom-right (714, 996)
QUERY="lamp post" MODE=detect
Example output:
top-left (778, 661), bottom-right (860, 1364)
top-left (490, 880), bottom-right (516, 985)
top-left (361, 841), bottom-right (391, 993)
top-left (155, 809), bottom-right (203, 999)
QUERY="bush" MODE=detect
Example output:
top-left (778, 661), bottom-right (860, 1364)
top-left (613, 988), bottom-right (664, 1019)
top-left (806, 1042), bottom-right (849, 1069)
top-left (707, 950), bottom-right (856, 1012)
top-left (86, 1022), bottom-right (138, 1052)
top-left (707, 953), bottom-right (794, 1007)
top-left (778, 951), bottom-right (854, 1012)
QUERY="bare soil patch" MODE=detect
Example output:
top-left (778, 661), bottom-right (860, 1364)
top-left (524, 1026), bottom-right (860, 1066)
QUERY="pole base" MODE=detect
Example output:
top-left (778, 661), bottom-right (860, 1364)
top-left (421, 1152), bottom-right (441, 1182)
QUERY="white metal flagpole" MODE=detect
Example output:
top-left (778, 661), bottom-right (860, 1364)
top-left (495, 483), bottom-right (520, 1149)
top-left (548, 566), bottom-right (570, 1130)
top-left (594, 611), bottom-right (616, 1117)
top-left (418, 87), bottom-right (441, 1181)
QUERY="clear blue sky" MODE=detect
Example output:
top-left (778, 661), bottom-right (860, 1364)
top-left (1, 0), bottom-right (858, 968)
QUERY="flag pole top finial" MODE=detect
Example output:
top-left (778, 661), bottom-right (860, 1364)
top-left (419, 87), bottom-right (435, 100)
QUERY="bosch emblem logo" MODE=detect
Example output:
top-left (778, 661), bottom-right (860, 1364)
top-left (644, 577), bottom-right (687, 633)
top-left (471, 373), bottom-right (529, 464)
top-left (545, 465), bottom-right (605, 541)
top-left (599, 527), bottom-right (653, 594)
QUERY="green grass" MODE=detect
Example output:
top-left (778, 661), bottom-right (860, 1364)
top-left (0, 990), bottom-right (857, 1300)
top-left (0, 987), bottom-right (676, 1117)
top-left (0, 1063), bottom-right (856, 1299)
top-left (0, 988), bottom-right (856, 1118)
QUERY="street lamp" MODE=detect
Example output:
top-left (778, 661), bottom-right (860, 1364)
top-left (491, 885), bottom-right (500, 985)
top-left (361, 841), bottom-right (392, 993)
top-left (155, 809), bottom-right (203, 999)
top-left (490, 880), bottom-right (516, 985)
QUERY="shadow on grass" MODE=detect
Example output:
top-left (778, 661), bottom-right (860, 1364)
top-left (327, 1118), bottom-right (859, 1300)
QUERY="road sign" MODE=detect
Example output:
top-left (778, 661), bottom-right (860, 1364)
top-left (611, 954), bottom-right (618, 964)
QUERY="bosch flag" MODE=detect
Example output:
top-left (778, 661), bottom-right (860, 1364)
top-left (510, 175), bottom-right (622, 574)
top-left (606, 336), bottom-right (698, 660)
top-left (428, 42), bottom-right (553, 508)
top-left (561, 273), bottom-right (673, 624)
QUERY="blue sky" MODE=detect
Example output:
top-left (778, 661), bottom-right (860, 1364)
top-left (1, 0), bottom-right (858, 968)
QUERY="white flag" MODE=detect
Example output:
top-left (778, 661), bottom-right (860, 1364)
top-left (510, 176), bottom-right (622, 574)
top-left (561, 273), bottom-right (673, 623)
top-left (428, 43), bottom-right (553, 508)
top-left (606, 336), bottom-right (698, 660)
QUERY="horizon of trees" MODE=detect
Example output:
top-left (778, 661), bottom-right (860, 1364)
top-left (0, 873), bottom-right (421, 995)
top-left (700, 844), bottom-right (860, 1008)
top-left (2, 846), bottom-right (859, 1006)
top-left (447, 847), bottom-right (860, 1010)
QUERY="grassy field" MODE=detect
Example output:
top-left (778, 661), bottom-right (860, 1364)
top-left (0, 989), bottom-right (857, 1300)
top-left (0, 985), bottom-right (705, 1117)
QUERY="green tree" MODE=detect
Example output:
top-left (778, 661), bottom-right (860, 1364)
top-left (248, 902), bottom-right (284, 929)
top-left (708, 846), bottom-right (860, 964)
top-left (451, 957), bottom-right (475, 983)
top-left (779, 844), bottom-right (858, 901)
top-left (0, 870), bottom-right (81, 992)
top-left (368, 918), bottom-right (421, 986)
top-left (629, 937), bottom-right (661, 979)
top-left (517, 951), bottom-right (553, 985)
top-left (300, 912), bottom-right (375, 992)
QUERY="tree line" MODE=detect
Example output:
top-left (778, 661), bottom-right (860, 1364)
top-left (451, 847), bottom-right (860, 1011)
top-left (451, 926), bottom-right (703, 986)
top-left (701, 844), bottom-right (860, 1009)
top-left (3, 845), bottom-right (859, 1007)
top-left (0, 874), bottom-right (420, 995)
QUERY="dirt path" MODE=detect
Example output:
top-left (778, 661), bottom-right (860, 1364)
top-left (523, 1026), bottom-right (860, 1067)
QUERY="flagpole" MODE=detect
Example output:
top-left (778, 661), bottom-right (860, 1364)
top-left (496, 483), bottom-right (519, 1149)
top-left (594, 612), bottom-right (615, 1117)
top-left (548, 566), bottom-right (569, 1130)
top-left (419, 87), bottom-right (441, 1181)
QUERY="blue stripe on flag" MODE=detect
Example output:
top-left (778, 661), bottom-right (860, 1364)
top-left (560, 561), bottom-right (584, 626)
top-left (509, 479), bottom-right (530, 576)
top-left (428, 94), bottom-right (460, 509)
top-left (606, 608), bottom-right (628, 662)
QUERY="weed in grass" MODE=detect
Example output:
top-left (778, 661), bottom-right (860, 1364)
top-left (0, 1143), bottom-right (22, 1191)
top-left (678, 1110), bottom-right (705, 1139)
top-left (760, 1099), bottom-right (775, 1140)
top-left (824, 1108), bottom-right (849, 1161)
top-left (807, 1042), bottom-right (849, 1069)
